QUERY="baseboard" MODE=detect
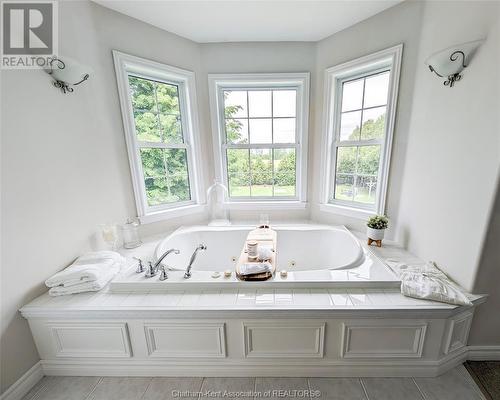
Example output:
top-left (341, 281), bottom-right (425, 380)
top-left (1, 346), bottom-right (498, 396)
top-left (0, 362), bottom-right (43, 400)
top-left (467, 345), bottom-right (500, 360)
top-left (39, 354), bottom-right (468, 378)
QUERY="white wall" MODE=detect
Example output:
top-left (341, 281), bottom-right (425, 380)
top-left (311, 0), bottom-right (425, 237)
top-left (395, 1), bottom-right (500, 291)
top-left (0, 1), bottom-right (209, 392)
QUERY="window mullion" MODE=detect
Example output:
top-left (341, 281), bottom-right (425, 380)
top-left (271, 91), bottom-right (275, 196)
top-left (335, 139), bottom-right (382, 148)
top-left (152, 82), bottom-right (164, 143)
top-left (137, 142), bottom-right (187, 149)
top-left (359, 78), bottom-right (366, 140)
top-left (248, 146), bottom-right (252, 197)
top-left (272, 148), bottom-right (275, 197)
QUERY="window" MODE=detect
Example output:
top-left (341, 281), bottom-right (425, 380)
top-left (321, 45), bottom-right (402, 217)
top-left (209, 73), bottom-right (309, 208)
top-left (113, 51), bottom-right (204, 222)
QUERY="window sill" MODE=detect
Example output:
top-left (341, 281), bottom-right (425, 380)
top-left (319, 203), bottom-right (375, 219)
top-left (139, 203), bottom-right (207, 224)
top-left (224, 201), bottom-right (308, 211)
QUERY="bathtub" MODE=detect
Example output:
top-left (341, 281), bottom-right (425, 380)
top-left (155, 225), bottom-right (364, 271)
top-left (111, 224), bottom-right (400, 292)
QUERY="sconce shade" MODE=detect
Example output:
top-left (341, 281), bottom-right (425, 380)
top-left (46, 56), bottom-right (92, 93)
top-left (425, 39), bottom-right (484, 87)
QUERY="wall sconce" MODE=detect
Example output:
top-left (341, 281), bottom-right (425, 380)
top-left (46, 56), bottom-right (91, 94)
top-left (425, 39), bottom-right (484, 87)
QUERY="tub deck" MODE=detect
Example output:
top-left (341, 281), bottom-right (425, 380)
top-left (109, 225), bottom-right (400, 292)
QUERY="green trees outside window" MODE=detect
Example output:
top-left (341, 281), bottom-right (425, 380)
top-left (333, 71), bottom-right (389, 205)
top-left (224, 90), bottom-right (297, 198)
top-left (129, 76), bottom-right (191, 206)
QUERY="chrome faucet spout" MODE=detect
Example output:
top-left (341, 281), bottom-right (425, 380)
top-left (184, 244), bottom-right (207, 279)
top-left (145, 248), bottom-right (180, 278)
top-left (154, 248), bottom-right (180, 270)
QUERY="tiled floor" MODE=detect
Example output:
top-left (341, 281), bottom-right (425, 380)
top-left (22, 365), bottom-right (486, 400)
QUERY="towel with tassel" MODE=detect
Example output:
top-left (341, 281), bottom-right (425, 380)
top-left (386, 259), bottom-right (472, 306)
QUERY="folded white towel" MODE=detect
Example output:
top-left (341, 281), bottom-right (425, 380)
top-left (387, 260), bottom-right (472, 306)
top-left (48, 265), bottom-right (119, 296)
top-left (239, 262), bottom-right (271, 276)
top-left (45, 251), bottom-right (126, 288)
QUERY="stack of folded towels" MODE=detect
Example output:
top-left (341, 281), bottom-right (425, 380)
top-left (45, 251), bottom-right (126, 296)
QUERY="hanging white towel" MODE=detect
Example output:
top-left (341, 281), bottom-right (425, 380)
top-left (45, 251), bottom-right (126, 288)
top-left (387, 260), bottom-right (472, 306)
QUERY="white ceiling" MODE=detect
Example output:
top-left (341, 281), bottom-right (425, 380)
top-left (92, 0), bottom-right (404, 43)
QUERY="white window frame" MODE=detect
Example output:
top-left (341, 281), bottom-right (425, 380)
top-left (319, 45), bottom-right (403, 219)
top-left (208, 73), bottom-right (310, 210)
top-left (113, 51), bottom-right (205, 223)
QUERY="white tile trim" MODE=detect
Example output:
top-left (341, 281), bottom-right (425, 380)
top-left (0, 362), bottom-right (43, 400)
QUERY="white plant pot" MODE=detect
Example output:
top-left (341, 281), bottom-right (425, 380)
top-left (367, 227), bottom-right (385, 241)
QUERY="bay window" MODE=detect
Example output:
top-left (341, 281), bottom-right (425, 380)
top-left (320, 45), bottom-right (402, 217)
top-left (209, 73), bottom-right (309, 208)
top-left (113, 51), bottom-right (204, 222)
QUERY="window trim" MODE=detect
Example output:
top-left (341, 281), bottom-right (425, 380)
top-left (208, 73), bottom-right (310, 208)
top-left (320, 45), bottom-right (403, 218)
top-left (113, 51), bottom-right (205, 222)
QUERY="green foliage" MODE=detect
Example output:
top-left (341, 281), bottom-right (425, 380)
top-left (251, 152), bottom-right (272, 185)
top-left (337, 114), bottom-right (385, 175)
top-left (224, 93), bottom-right (296, 196)
top-left (349, 114), bottom-right (385, 140)
top-left (367, 215), bottom-right (389, 229)
top-left (275, 150), bottom-right (296, 186)
top-left (129, 76), bottom-right (190, 206)
top-left (334, 114), bottom-right (384, 204)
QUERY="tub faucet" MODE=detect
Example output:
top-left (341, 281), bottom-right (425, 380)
top-left (184, 244), bottom-right (207, 279)
top-left (145, 248), bottom-right (180, 278)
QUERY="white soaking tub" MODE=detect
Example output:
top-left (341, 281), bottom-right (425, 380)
top-left (110, 224), bottom-right (400, 292)
top-left (156, 225), bottom-right (364, 272)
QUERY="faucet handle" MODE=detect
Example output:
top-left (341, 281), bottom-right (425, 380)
top-left (145, 261), bottom-right (157, 278)
top-left (133, 257), bottom-right (144, 273)
top-left (159, 266), bottom-right (168, 281)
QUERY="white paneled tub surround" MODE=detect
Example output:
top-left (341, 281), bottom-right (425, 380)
top-left (110, 224), bottom-right (400, 292)
top-left (20, 229), bottom-right (486, 378)
top-left (20, 289), bottom-right (485, 377)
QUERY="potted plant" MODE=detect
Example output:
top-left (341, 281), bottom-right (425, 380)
top-left (366, 215), bottom-right (389, 247)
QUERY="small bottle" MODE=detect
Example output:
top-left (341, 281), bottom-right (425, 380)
top-left (207, 179), bottom-right (230, 226)
top-left (121, 218), bottom-right (142, 249)
top-left (247, 241), bottom-right (258, 261)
